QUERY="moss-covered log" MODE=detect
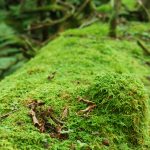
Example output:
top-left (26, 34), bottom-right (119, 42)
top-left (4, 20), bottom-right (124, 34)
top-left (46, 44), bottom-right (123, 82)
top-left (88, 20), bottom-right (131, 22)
top-left (0, 23), bottom-right (150, 149)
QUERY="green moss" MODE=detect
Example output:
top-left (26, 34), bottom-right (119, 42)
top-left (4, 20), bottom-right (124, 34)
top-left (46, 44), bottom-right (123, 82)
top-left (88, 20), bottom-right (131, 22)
top-left (122, 0), bottom-right (137, 10)
top-left (0, 22), bottom-right (150, 149)
top-left (96, 3), bottom-right (112, 14)
top-left (96, 0), bottom-right (137, 14)
top-left (85, 73), bottom-right (148, 145)
top-left (118, 22), bottom-right (150, 40)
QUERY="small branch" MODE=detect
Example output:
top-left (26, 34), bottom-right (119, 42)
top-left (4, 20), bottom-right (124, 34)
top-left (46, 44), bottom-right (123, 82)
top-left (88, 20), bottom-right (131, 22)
top-left (75, 0), bottom-right (92, 17)
top-left (77, 104), bottom-right (96, 114)
top-left (49, 114), bottom-right (64, 125)
top-left (26, 13), bottom-right (72, 31)
top-left (21, 5), bottom-right (67, 14)
top-left (0, 109), bottom-right (19, 120)
top-left (137, 40), bottom-right (150, 56)
top-left (78, 97), bottom-right (95, 105)
top-left (43, 107), bottom-right (64, 125)
top-left (29, 109), bottom-right (40, 127)
top-left (58, 0), bottom-right (75, 14)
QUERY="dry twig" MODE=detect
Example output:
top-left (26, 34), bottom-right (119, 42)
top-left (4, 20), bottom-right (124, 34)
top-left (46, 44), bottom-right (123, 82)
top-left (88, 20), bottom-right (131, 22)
top-left (29, 109), bottom-right (40, 127)
top-left (78, 97), bottom-right (95, 105)
top-left (77, 97), bottom-right (96, 115)
top-left (0, 109), bottom-right (19, 120)
top-left (77, 104), bottom-right (96, 115)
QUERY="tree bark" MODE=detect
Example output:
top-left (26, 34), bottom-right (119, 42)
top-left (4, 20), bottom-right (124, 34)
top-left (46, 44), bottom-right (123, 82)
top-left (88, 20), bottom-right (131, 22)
top-left (109, 0), bottom-right (121, 38)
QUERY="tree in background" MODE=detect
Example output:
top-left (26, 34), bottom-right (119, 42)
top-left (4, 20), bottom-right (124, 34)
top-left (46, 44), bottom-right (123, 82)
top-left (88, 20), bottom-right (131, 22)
top-left (138, 0), bottom-right (150, 21)
top-left (109, 0), bottom-right (121, 38)
top-left (0, 0), bottom-right (150, 79)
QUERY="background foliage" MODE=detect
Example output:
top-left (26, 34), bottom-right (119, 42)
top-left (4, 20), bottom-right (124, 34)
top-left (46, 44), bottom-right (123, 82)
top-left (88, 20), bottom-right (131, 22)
top-left (0, 0), bottom-right (149, 79)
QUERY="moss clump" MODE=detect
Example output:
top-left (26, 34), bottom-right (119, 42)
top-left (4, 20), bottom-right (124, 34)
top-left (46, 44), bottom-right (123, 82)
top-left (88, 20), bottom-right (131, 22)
top-left (85, 73), bottom-right (148, 146)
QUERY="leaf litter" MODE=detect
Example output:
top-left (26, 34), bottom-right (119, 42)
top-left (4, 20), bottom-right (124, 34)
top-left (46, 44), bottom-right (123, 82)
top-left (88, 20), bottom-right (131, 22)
top-left (27, 99), bottom-right (69, 140)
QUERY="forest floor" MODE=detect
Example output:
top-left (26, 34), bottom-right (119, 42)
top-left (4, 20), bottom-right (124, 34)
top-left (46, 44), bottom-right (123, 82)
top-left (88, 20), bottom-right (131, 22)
top-left (0, 22), bottom-right (150, 150)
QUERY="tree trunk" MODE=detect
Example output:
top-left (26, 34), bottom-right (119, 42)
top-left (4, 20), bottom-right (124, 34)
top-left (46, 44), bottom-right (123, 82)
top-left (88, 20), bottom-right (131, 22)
top-left (37, 0), bottom-right (49, 41)
top-left (109, 0), bottom-right (121, 38)
top-left (141, 0), bottom-right (150, 9)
